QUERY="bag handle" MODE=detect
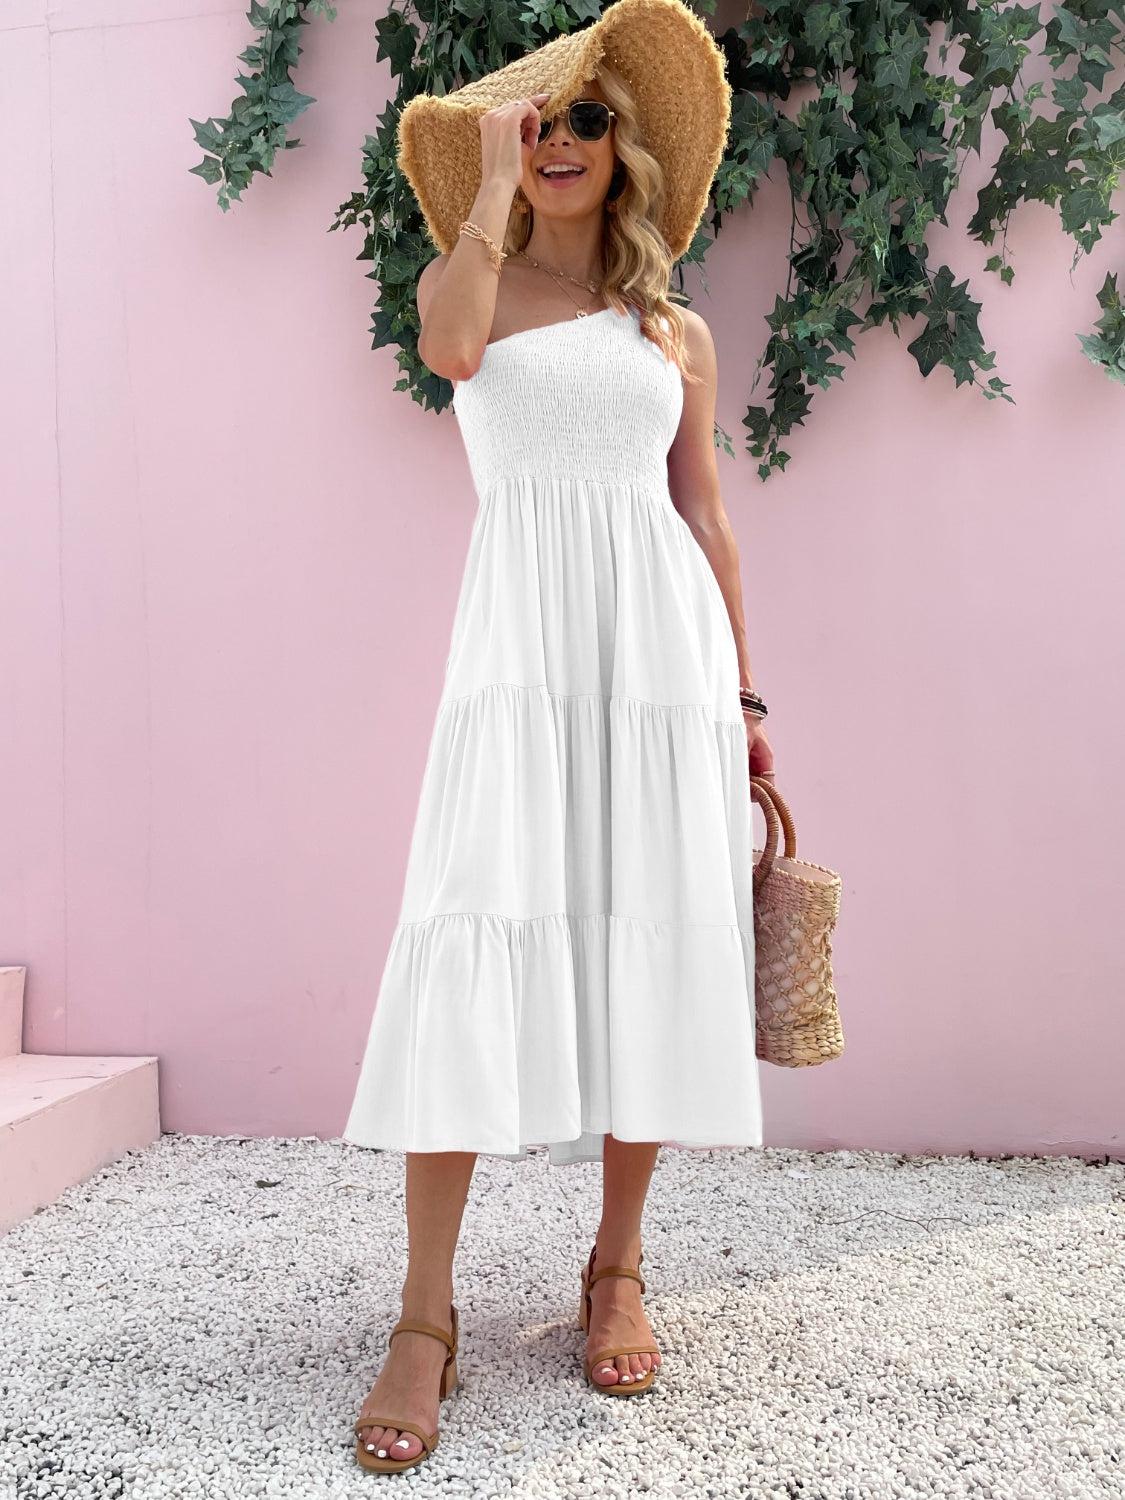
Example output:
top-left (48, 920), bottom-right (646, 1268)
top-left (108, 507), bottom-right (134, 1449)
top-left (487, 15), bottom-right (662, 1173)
top-left (750, 774), bottom-right (798, 892)
top-left (751, 777), bottom-right (780, 894)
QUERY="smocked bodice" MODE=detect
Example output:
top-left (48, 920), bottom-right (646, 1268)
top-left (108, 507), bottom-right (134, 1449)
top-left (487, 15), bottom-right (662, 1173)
top-left (450, 305), bottom-right (684, 496)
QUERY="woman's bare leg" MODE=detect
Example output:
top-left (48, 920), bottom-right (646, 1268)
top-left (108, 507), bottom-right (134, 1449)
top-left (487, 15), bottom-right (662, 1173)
top-left (585, 1134), bottom-right (663, 1388)
top-left (356, 1150), bottom-right (476, 1462)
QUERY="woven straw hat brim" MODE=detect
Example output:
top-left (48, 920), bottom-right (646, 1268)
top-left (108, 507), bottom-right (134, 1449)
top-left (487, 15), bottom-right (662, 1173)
top-left (396, 0), bottom-right (731, 263)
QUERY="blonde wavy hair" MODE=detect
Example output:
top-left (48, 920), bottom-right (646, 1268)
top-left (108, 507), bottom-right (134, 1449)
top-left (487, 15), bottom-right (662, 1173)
top-left (503, 63), bottom-right (702, 385)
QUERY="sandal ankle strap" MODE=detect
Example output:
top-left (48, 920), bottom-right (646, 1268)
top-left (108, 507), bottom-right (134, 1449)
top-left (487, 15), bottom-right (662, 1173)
top-left (388, 1304), bottom-right (458, 1356)
top-left (588, 1264), bottom-right (646, 1293)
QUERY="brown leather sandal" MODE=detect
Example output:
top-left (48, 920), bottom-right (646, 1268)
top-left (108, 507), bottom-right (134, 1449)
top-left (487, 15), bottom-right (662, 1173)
top-left (579, 1244), bottom-right (660, 1396)
top-left (353, 1303), bottom-right (460, 1473)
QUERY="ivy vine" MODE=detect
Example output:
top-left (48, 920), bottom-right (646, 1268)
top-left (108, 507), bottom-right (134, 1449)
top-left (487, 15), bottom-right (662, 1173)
top-left (192, 0), bottom-right (1125, 479)
top-left (189, 0), bottom-right (337, 211)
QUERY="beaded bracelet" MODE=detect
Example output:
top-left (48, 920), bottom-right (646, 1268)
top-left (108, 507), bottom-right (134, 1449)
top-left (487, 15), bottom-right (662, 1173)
top-left (458, 219), bottom-right (507, 275)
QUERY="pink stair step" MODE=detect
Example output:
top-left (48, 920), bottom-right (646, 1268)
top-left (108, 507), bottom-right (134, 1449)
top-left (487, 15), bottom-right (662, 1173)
top-left (0, 1052), bottom-right (160, 1234)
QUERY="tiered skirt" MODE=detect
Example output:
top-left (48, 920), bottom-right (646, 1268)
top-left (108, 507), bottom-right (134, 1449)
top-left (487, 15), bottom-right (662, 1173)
top-left (342, 472), bottom-right (763, 1165)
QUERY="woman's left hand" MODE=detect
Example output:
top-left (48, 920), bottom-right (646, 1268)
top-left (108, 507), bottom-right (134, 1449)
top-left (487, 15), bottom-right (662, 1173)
top-left (745, 717), bottom-right (774, 779)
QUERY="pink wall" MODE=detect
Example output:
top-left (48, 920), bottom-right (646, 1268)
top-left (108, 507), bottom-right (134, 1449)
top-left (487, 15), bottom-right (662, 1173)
top-left (4, 0), bottom-right (1122, 1156)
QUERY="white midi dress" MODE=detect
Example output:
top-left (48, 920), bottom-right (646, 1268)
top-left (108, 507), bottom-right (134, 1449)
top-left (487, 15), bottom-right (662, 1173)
top-left (342, 303), bottom-right (763, 1166)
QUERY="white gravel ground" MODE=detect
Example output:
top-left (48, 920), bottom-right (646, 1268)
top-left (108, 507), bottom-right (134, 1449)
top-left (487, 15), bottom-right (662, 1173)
top-left (0, 1134), bottom-right (1122, 1500)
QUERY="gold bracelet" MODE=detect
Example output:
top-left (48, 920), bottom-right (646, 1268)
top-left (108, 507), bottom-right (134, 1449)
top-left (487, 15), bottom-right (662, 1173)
top-left (458, 219), bottom-right (506, 275)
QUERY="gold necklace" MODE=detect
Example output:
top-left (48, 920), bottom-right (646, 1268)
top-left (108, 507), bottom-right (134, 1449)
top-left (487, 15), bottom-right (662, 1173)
top-left (515, 248), bottom-right (601, 291)
top-left (515, 249), bottom-right (604, 317)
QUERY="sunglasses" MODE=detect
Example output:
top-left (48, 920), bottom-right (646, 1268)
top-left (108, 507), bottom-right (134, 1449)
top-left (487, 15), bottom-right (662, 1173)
top-left (537, 99), bottom-right (616, 144)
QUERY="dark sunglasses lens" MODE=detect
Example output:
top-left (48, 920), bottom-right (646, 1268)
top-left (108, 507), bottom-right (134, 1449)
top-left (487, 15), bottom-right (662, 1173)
top-left (537, 113), bottom-right (554, 142)
top-left (570, 101), bottom-right (611, 140)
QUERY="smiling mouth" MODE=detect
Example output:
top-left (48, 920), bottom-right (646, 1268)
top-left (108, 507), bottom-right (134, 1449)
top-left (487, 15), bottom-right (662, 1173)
top-left (538, 165), bottom-right (587, 182)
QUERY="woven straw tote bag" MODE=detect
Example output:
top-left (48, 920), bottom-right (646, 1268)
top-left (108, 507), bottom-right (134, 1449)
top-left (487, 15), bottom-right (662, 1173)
top-left (749, 774), bottom-right (844, 1067)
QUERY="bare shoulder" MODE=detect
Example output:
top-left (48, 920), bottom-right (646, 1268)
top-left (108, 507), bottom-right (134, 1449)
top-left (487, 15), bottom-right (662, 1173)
top-left (416, 253), bottom-right (452, 320)
top-left (677, 305), bottom-right (716, 354)
top-left (675, 305), bottom-right (718, 383)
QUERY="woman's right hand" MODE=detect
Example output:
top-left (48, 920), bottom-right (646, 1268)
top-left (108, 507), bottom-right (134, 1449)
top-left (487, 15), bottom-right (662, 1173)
top-left (479, 91), bottom-right (551, 193)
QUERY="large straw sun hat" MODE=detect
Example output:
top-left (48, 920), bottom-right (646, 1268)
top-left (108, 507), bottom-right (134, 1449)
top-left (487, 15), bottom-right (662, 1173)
top-left (395, 0), bottom-right (732, 263)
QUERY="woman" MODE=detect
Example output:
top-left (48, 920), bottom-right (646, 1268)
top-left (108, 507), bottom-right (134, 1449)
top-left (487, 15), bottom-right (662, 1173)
top-left (342, 0), bottom-right (775, 1474)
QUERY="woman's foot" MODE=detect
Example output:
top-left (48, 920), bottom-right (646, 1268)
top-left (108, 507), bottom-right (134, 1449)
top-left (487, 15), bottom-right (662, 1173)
top-left (584, 1240), bottom-right (662, 1388)
top-left (355, 1301), bottom-right (454, 1464)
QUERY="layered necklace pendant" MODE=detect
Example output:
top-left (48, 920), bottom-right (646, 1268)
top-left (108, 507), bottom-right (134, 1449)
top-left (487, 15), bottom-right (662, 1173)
top-left (516, 249), bottom-right (603, 319)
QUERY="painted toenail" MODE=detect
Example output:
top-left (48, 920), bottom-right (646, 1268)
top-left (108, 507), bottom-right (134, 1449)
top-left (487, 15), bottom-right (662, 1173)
top-left (376, 1448), bottom-right (386, 1456)
top-left (394, 1439), bottom-right (411, 1449)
